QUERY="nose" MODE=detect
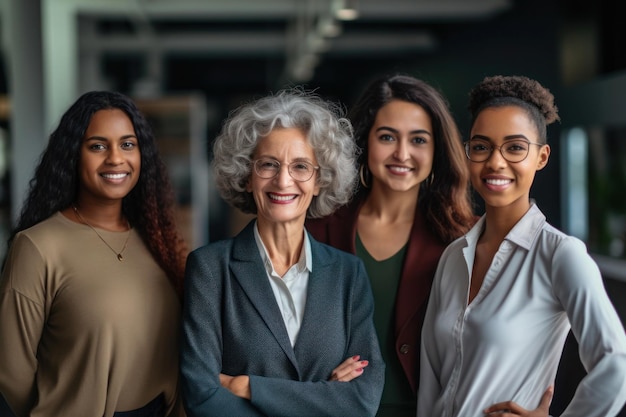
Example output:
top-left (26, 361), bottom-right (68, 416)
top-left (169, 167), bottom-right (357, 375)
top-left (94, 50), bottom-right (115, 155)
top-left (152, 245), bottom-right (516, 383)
top-left (273, 164), bottom-right (293, 187)
top-left (106, 146), bottom-right (124, 165)
top-left (393, 140), bottom-right (409, 161)
top-left (485, 145), bottom-right (507, 168)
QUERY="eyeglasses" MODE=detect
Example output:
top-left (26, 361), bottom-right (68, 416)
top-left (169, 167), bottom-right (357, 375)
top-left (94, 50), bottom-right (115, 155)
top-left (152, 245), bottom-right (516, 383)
top-left (464, 138), bottom-right (544, 163)
top-left (253, 158), bottom-right (319, 182)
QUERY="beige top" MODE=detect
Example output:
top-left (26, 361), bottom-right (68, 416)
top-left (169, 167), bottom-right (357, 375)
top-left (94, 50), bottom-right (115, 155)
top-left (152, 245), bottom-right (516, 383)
top-left (0, 212), bottom-right (184, 417)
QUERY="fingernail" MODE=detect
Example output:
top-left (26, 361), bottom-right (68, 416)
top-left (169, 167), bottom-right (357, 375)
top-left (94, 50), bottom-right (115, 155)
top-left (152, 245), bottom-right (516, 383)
top-left (352, 355), bottom-right (360, 361)
top-left (356, 368), bottom-right (363, 373)
top-left (361, 360), bottom-right (369, 366)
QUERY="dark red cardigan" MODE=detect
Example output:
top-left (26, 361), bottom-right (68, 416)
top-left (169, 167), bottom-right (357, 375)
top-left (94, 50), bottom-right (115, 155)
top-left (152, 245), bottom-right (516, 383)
top-left (306, 196), bottom-right (446, 395)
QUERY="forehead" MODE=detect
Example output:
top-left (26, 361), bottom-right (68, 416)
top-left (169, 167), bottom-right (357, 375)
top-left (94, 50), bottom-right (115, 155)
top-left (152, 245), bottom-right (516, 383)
top-left (471, 106), bottom-right (538, 140)
top-left (254, 127), bottom-right (315, 159)
top-left (85, 109), bottom-right (135, 135)
top-left (374, 100), bottom-right (431, 127)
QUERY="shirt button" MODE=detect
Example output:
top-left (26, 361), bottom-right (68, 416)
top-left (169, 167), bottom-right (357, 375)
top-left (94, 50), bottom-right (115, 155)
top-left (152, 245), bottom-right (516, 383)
top-left (399, 344), bottom-right (410, 354)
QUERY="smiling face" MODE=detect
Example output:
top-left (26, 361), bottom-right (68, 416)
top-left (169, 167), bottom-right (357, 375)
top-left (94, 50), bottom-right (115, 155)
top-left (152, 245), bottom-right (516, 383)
top-left (246, 127), bottom-right (320, 228)
top-left (367, 100), bottom-right (434, 195)
top-left (77, 109), bottom-right (141, 207)
top-left (469, 105), bottom-right (550, 216)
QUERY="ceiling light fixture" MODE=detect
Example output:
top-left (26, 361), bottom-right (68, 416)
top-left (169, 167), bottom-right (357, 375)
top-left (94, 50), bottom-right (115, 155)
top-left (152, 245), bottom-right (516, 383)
top-left (334, 0), bottom-right (359, 21)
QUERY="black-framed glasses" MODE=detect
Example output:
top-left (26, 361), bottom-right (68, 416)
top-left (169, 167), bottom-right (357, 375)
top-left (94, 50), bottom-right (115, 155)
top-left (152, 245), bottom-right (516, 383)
top-left (464, 138), bottom-right (544, 163)
top-left (253, 158), bottom-right (319, 182)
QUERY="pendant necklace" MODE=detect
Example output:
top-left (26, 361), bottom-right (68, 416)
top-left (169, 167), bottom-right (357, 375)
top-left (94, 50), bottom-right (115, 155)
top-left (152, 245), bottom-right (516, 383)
top-left (72, 205), bottom-right (131, 262)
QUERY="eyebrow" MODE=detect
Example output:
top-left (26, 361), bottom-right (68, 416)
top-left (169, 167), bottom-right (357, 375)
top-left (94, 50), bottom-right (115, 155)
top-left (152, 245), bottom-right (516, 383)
top-left (84, 134), bottom-right (138, 141)
top-left (470, 134), bottom-right (530, 141)
top-left (256, 155), bottom-right (315, 163)
top-left (376, 126), bottom-right (432, 137)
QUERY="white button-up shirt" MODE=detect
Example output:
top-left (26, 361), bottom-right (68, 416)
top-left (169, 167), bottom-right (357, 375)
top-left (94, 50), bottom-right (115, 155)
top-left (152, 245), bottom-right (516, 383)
top-left (418, 204), bottom-right (626, 417)
top-left (254, 222), bottom-right (311, 347)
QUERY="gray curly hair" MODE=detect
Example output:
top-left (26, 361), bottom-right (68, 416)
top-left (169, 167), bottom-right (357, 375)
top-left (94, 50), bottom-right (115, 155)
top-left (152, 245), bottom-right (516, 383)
top-left (212, 88), bottom-right (358, 218)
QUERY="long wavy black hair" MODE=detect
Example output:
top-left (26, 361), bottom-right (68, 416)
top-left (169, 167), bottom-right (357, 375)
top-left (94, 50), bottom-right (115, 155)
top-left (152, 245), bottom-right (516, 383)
top-left (8, 91), bottom-right (187, 297)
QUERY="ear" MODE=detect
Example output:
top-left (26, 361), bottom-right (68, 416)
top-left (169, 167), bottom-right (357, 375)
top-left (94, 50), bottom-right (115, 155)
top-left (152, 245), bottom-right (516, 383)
top-left (313, 179), bottom-right (321, 196)
top-left (536, 144), bottom-right (550, 171)
top-left (245, 176), bottom-right (253, 192)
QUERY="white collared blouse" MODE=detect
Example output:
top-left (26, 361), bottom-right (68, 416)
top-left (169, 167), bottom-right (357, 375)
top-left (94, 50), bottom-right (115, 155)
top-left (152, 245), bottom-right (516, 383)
top-left (418, 203), bottom-right (626, 417)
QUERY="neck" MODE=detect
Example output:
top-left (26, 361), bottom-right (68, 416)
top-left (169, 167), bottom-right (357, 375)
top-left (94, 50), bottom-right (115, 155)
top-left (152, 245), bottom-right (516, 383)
top-left (256, 218), bottom-right (305, 270)
top-left (362, 185), bottom-right (418, 223)
top-left (482, 201), bottom-right (531, 243)
top-left (72, 201), bottom-right (128, 232)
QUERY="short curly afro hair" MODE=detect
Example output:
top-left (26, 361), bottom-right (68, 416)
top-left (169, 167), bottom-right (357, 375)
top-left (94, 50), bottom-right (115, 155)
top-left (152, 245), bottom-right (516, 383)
top-left (468, 75), bottom-right (559, 143)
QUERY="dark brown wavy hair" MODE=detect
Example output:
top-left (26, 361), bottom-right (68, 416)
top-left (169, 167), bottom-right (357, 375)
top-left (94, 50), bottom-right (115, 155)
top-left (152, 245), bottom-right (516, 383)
top-left (350, 74), bottom-right (475, 243)
top-left (8, 91), bottom-right (188, 297)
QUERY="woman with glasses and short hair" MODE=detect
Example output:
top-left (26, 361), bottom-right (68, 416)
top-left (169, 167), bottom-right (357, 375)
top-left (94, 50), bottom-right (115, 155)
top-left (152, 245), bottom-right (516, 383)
top-left (418, 75), bottom-right (626, 417)
top-left (180, 89), bottom-right (384, 417)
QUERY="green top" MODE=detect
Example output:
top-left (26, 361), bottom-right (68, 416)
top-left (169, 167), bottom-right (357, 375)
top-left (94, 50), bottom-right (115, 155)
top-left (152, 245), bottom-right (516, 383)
top-left (356, 234), bottom-right (415, 417)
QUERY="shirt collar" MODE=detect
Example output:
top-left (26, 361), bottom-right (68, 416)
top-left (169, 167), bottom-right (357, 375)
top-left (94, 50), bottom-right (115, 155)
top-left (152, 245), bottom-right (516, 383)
top-left (464, 202), bottom-right (546, 251)
top-left (253, 220), bottom-right (312, 275)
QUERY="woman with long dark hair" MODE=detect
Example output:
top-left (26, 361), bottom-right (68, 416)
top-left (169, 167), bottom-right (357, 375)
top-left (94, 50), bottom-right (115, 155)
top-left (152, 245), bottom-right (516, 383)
top-left (307, 74), bottom-right (475, 416)
top-left (0, 91), bottom-right (188, 417)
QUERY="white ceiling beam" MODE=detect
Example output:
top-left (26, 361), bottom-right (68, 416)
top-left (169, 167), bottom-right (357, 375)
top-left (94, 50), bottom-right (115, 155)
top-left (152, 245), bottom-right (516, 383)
top-left (68, 0), bottom-right (511, 21)
top-left (78, 31), bottom-right (435, 55)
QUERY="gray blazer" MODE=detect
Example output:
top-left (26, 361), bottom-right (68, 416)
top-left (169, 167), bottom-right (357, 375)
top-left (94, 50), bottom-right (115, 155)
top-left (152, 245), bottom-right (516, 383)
top-left (181, 220), bottom-right (384, 417)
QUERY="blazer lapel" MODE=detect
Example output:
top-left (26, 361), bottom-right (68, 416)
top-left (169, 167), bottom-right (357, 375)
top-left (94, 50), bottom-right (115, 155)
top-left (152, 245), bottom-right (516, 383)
top-left (230, 221), bottom-right (299, 370)
top-left (395, 213), bottom-right (444, 331)
top-left (293, 238), bottom-right (335, 362)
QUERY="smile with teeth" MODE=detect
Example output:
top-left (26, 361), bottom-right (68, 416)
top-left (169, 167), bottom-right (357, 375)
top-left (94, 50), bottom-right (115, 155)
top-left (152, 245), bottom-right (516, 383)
top-left (268, 193), bottom-right (297, 201)
top-left (101, 173), bottom-right (128, 179)
top-left (484, 178), bottom-right (512, 186)
top-left (387, 165), bottom-right (413, 173)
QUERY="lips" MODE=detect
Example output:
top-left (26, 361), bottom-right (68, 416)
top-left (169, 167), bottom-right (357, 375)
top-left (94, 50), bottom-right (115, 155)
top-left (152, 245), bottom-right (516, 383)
top-left (100, 172), bottom-right (129, 180)
top-left (268, 193), bottom-right (297, 202)
top-left (387, 165), bottom-right (413, 174)
top-left (484, 178), bottom-right (513, 186)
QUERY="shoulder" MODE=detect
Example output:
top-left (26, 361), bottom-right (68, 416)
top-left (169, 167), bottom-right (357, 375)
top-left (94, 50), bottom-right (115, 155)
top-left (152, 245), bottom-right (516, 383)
top-left (19, 212), bottom-right (69, 236)
top-left (534, 224), bottom-right (601, 285)
top-left (187, 237), bottom-right (235, 264)
top-left (441, 229), bottom-right (472, 257)
top-left (309, 237), bottom-right (366, 279)
top-left (188, 220), bottom-right (255, 261)
top-left (310, 234), bottom-right (355, 259)
top-left (13, 213), bottom-right (77, 253)
top-left (536, 222), bottom-right (588, 257)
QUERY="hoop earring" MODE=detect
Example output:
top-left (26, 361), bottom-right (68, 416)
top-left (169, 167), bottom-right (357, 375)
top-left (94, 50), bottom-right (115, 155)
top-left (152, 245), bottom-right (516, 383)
top-left (359, 164), bottom-right (371, 189)
top-left (422, 171), bottom-right (434, 191)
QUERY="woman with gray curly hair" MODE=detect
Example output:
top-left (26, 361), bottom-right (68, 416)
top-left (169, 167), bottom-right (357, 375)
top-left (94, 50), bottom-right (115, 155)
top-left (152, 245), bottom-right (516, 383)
top-left (181, 89), bottom-right (385, 417)
top-left (212, 88), bottom-right (358, 219)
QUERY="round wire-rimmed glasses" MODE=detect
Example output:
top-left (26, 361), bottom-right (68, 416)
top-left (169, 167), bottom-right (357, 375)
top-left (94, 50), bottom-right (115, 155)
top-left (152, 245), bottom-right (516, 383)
top-left (464, 138), bottom-right (544, 163)
top-left (253, 158), bottom-right (319, 182)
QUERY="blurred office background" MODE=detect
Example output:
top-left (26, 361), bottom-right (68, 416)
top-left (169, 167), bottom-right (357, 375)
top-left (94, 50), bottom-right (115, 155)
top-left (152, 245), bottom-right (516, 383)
top-left (0, 0), bottom-right (624, 415)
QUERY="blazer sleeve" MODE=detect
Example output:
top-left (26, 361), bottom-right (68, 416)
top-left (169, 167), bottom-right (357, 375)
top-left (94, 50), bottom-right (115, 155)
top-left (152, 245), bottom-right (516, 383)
top-left (180, 249), bottom-right (267, 417)
top-left (0, 234), bottom-right (46, 417)
top-left (247, 258), bottom-right (385, 417)
top-left (552, 237), bottom-right (626, 417)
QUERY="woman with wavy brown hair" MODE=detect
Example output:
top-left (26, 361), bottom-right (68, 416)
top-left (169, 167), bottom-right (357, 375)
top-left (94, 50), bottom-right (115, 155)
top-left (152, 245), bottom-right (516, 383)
top-left (307, 74), bottom-right (475, 416)
top-left (0, 91), bottom-right (188, 417)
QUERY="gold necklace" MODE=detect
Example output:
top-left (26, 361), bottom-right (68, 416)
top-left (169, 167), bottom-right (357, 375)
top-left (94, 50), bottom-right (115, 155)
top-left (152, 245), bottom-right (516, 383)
top-left (72, 205), bottom-right (131, 262)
